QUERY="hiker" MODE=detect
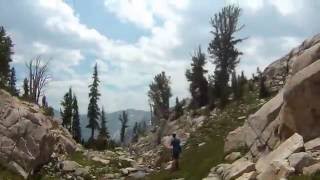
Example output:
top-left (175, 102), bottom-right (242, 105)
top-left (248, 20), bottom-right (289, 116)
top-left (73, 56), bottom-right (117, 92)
top-left (170, 133), bottom-right (181, 171)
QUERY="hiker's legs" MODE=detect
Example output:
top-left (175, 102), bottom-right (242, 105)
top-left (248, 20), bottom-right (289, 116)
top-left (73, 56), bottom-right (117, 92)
top-left (171, 158), bottom-right (178, 171)
top-left (176, 158), bottom-right (179, 170)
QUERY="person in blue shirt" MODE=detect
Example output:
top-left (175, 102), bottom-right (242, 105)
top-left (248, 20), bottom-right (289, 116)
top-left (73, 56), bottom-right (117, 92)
top-left (170, 133), bottom-right (181, 171)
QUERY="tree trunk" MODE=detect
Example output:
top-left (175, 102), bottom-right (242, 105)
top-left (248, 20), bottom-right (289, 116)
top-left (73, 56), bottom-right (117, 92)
top-left (91, 128), bottom-right (94, 140)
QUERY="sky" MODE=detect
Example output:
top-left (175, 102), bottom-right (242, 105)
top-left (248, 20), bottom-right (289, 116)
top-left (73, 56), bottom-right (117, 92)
top-left (0, 0), bottom-right (319, 113)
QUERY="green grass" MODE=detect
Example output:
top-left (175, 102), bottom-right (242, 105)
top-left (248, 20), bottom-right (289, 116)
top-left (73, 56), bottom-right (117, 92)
top-left (0, 164), bottom-right (24, 180)
top-left (147, 90), bottom-right (265, 180)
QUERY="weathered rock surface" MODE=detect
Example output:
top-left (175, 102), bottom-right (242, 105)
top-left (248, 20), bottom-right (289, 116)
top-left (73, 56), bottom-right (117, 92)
top-left (263, 33), bottom-right (320, 92)
top-left (280, 59), bottom-right (320, 141)
top-left (0, 90), bottom-right (77, 179)
top-left (223, 158), bottom-right (255, 180)
top-left (257, 160), bottom-right (295, 180)
top-left (256, 133), bottom-right (303, 172)
top-left (224, 91), bottom-right (283, 158)
top-left (211, 158), bottom-right (255, 180)
top-left (305, 137), bottom-right (320, 152)
top-left (303, 162), bottom-right (320, 176)
top-left (225, 152), bottom-right (242, 163)
top-left (205, 34), bottom-right (320, 180)
top-left (288, 152), bottom-right (316, 173)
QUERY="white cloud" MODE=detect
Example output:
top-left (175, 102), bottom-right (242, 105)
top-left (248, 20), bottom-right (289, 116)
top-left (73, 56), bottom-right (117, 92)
top-left (228, 0), bottom-right (264, 13)
top-left (269, 0), bottom-right (304, 16)
top-left (1, 0), bottom-right (319, 113)
top-left (104, 0), bottom-right (155, 29)
top-left (104, 0), bottom-right (190, 29)
top-left (0, 0), bottom-right (191, 112)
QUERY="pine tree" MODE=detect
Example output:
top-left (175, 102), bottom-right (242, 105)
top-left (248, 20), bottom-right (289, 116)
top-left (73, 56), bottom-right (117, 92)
top-left (72, 95), bottom-right (82, 143)
top-left (174, 97), bottom-right (183, 119)
top-left (87, 64), bottom-right (101, 141)
top-left (42, 95), bottom-right (48, 107)
top-left (240, 71), bottom-right (247, 84)
top-left (208, 5), bottom-right (244, 107)
top-left (259, 75), bottom-right (270, 98)
top-left (61, 88), bottom-right (73, 131)
top-left (148, 71), bottom-right (172, 123)
top-left (0, 26), bottom-right (13, 88)
top-left (9, 67), bottom-right (19, 96)
top-left (186, 46), bottom-right (209, 108)
top-left (98, 107), bottom-right (109, 143)
top-left (239, 71), bottom-right (247, 98)
top-left (231, 71), bottom-right (239, 100)
top-left (23, 78), bottom-right (29, 98)
top-left (119, 111), bottom-right (129, 144)
top-left (132, 122), bottom-right (139, 143)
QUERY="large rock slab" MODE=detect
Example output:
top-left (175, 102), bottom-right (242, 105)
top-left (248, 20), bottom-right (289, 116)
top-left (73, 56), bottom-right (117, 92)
top-left (222, 158), bottom-right (255, 180)
top-left (256, 133), bottom-right (303, 173)
top-left (225, 152), bottom-right (242, 163)
top-left (305, 137), bottom-right (320, 152)
top-left (0, 90), bottom-right (77, 179)
top-left (224, 91), bottom-right (283, 157)
top-left (280, 59), bottom-right (320, 141)
top-left (263, 33), bottom-right (320, 92)
top-left (257, 160), bottom-right (294, 180)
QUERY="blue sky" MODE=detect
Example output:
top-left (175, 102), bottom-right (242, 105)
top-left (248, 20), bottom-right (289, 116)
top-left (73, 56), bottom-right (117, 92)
top-left (0, 0), bottom-right (319, 113)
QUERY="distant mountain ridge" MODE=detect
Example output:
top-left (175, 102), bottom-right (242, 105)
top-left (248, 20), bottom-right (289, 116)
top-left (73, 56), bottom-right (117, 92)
top-left (54, 109), bottom-right (150, 141)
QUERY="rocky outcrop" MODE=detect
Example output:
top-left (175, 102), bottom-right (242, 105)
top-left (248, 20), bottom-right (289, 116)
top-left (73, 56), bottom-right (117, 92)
top-left (255, 133), bottom-right (303, 172)
top-left (224, 91), bottom-right (283, 158)
top-left (0, 90), bottom-right (77, 179)
top-left (263, 33), bottom-right (320, 93)
top-left (204, 34), bottom-right (320, 179)
top-left (280, 59), bottom-right (320, 141)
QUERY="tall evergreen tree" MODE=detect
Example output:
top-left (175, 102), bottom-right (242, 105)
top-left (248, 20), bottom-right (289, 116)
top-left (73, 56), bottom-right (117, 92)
top-left (259, 75), bottom-right (270, 98)
top-left (87, 64), bottom-right (101, 141)
top-left (186, 46), bottom-right (209, 108)
top-left (174, 97), bottom-right (183, 119)
top-left (42, 95), bottom-right (48, 107)
top-left (132, 122), bottom-right (139, 143)
top-left (231, 71), bottom-right (239, 100)
top-left (148, 71), bottom-right (172, 123)
top-left (72, 95), bottom-right (82, 143)
top-left (0, 26), bottom-right (13, 88)
top-left (9, 67), bottom-right (19, 96)
top-left (98, 107), bottom-right (109, 143)
top-left (61, 88), bottom-right (73, 131)
top-left (23, 78), bottom-right (29, 98)
top-left (208, 5), bottom-right (244, 107)
top-left (119, 111), bottom-right (129, 144)
top-left (240, 71), bottom-right (247, 84)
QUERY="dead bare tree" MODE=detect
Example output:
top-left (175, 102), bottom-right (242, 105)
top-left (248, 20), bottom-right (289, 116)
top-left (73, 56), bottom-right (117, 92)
top-left (26, 56), bottom-right (51, 104)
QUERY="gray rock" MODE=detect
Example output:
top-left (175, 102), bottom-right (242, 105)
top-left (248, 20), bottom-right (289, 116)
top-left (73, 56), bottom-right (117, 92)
top-left (257, 160), bottom-right (294, 180)
top-left (222, 158), bottom-right (255, 180)
top-left (0, 90), bottom-right (77, 178)
top-left (256, 133), bottom-right (303, 173)
top-left (288, 152), bottom-right (316, 173)
top-left (305, 137), bottom-right (320, 152)
top-left (61, 160), bottom-right (81, 172)
top-left (303, 162), bottom-right (320, 176)
top-left (225, 152), bottom-right (242, 163)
